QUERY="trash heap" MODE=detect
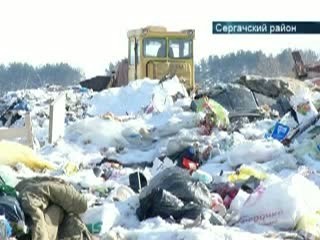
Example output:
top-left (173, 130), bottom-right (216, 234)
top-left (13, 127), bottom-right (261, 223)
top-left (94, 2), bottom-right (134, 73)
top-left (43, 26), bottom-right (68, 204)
top-left (0, 75), bottom-right (319, 239)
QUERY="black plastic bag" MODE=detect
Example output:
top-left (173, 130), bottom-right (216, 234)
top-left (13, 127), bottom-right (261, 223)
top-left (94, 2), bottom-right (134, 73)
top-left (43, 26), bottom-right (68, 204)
top-left (129, 172), bottom-right (148, 193)
top-left (137, 167), bottom-right (216, 223)
top-left (176, 203), bottom-right (225, 225)
top-left (136, 188), bottom-right (225, 225)
top-left (137, 188), bottom-right (184, 220)
top-left (140, 167), bottom-right (211, 207)
top-left (0, 196), bottom-right (25, 223)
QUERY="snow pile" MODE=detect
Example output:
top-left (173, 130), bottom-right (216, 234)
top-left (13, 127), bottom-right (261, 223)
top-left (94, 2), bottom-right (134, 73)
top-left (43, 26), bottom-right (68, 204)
top-left (87, 77), bottom-right (188, 116)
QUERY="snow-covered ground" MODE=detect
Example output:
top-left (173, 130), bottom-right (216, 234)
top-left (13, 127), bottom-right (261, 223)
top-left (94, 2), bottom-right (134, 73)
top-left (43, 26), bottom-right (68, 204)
top-left (1, 76), bottom-right (320, 239)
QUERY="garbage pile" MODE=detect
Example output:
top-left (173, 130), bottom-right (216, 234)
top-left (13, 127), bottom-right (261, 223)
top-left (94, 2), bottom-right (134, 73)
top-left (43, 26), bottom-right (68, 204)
top-left (0, 85), bottom-right (93, 146)
top-left (0, 75), bottom-right (319, 239)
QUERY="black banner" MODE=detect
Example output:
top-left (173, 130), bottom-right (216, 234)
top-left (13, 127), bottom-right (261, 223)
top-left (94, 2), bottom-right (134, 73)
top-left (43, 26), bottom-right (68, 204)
top-left (212, 22), bottom-right (320, 34)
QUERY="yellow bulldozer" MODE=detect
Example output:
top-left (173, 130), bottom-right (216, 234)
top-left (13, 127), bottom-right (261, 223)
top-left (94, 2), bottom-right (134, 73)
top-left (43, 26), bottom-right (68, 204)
top-left (80, 26), bottom-right (196, 91)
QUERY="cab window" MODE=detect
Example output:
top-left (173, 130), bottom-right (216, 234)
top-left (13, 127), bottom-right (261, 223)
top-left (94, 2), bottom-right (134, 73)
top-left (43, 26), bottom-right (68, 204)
top-left (143, 38), bottom-right (166, 57)
top-left (168, 39), bottom-right (192, 58)
top-left (129, 40), bottom-right (135, 65)
top-left (129, 39), bottom-right (140, 65)
top-left (136, 41), bottom-right (140, 63)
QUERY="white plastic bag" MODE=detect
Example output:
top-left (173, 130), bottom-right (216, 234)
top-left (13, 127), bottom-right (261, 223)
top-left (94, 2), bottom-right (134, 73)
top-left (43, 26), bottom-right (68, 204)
top-left (290, 91), bottom-right (318, 125)
top-left (109, 185), bottom-right (135, 202)
top-left (151, 157), bottom-right (176, 176)
top-left (230, 189), bottom-right (249, 213)
top-left (81, 203), bottom-right (120, 235)
top-left (239, 174), bottom-right (320, 230)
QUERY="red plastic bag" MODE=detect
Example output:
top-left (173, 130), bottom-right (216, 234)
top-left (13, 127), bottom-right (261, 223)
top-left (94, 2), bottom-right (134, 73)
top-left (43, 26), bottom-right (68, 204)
top-left (182, 158), bottom-right (199, 171)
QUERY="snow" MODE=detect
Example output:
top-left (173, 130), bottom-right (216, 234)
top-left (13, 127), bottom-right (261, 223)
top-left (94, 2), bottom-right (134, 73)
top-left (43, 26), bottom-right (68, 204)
top-left (102, 221), bottom-right (271, 240)
top-left (227, 139), bottom-right (286, 167)
top-left (87, 77), bottom-right (187, 116)
top-left (1, 77), bottom-right (320, 239)
top-left (67, 117), bottom-right (130, 148)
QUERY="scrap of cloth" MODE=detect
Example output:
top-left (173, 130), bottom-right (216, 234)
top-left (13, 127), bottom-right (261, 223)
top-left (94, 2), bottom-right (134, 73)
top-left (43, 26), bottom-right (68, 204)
top-left (15, 177), bottom-right (92, 240)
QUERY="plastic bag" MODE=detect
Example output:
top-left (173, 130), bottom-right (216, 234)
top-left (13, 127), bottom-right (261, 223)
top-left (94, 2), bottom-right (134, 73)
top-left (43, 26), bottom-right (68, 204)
top-left (239, 174), bottom-right (320, 230)
top-left (229, 189), bottom-right (249, 213)
top-left (137, 167), bottom-right (214, 222)
top-left (0, 196), bottom-right (24, 224)
top-left (296, 211), bottom-right (320, 240)
top-left (192, 170), bottom-right (213, 184)
top-left (0, 183), bottom-right (17, 198)
top-left (191, 97), bottom-right (229, 130)
top-left (0, 215), bottom-right (12, 239)
top-left (0, 196), bottom-right (26, 236)
top-left (0, 140), bottom-right (56, 171)
top-left (294, 134), bottom-right (320, 160)
top-left (136, 188), bottom-right (225, 225)
top-left (129, 172), bottom-right (148, 193)
top-left (63, 162), bottom-right (79, 176)
top-left (0, 166), bottom-right (20, 187)
top-left (291, 91), bottom-right (319, 125)
top-left (139, 167), bottom-right (212, 208)
top-left (81, 203), bottom-right (120, 235)
top-left (110, 185), bottom-right (135, 202)
top-left (228, 166), bottom-right (267, 183)
top-left (81, 206), bottom-right (104, 234)
top-left (137, 188), bottom-right (184, 220)
top-left (151, 157), bottom-right (176, 176)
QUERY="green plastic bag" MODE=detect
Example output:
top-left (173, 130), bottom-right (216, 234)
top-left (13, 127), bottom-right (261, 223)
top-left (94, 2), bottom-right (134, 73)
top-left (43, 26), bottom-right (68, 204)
top-left (0, 177), bottom-right (17, 197)
top-left (192, 97), bottom-right (229, 129)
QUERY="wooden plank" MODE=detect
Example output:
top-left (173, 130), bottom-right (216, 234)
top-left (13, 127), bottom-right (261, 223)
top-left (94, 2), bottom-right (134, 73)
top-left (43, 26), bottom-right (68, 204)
top-left (0, 113), bottom-right (34, 149)
top-left (25, 113), bottom-right (34, 149)
top-left (0, 128), bottom-right (27, 139)
top-left (49, 94), bottom-right (66, 144)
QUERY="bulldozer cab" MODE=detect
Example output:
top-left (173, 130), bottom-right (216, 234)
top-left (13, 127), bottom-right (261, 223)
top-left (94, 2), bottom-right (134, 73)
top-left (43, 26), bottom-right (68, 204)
top-left (127, 26), bottom-right (195, 90)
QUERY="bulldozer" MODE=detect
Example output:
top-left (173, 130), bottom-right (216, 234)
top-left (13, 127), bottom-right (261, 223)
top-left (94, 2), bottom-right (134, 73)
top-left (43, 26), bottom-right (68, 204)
top-left (80, 26), bottom-right (196, 91)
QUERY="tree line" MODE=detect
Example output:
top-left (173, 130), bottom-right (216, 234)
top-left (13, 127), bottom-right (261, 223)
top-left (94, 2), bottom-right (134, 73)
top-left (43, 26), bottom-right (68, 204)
top-left (0, 63), bottom-right (84, 94)
top-left (195, 48), bottom-right (319, 89)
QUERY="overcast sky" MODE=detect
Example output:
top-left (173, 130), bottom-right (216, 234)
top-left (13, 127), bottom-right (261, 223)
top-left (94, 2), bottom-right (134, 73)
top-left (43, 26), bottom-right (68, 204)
top-left (0, 0), bottom-right (320, 78)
